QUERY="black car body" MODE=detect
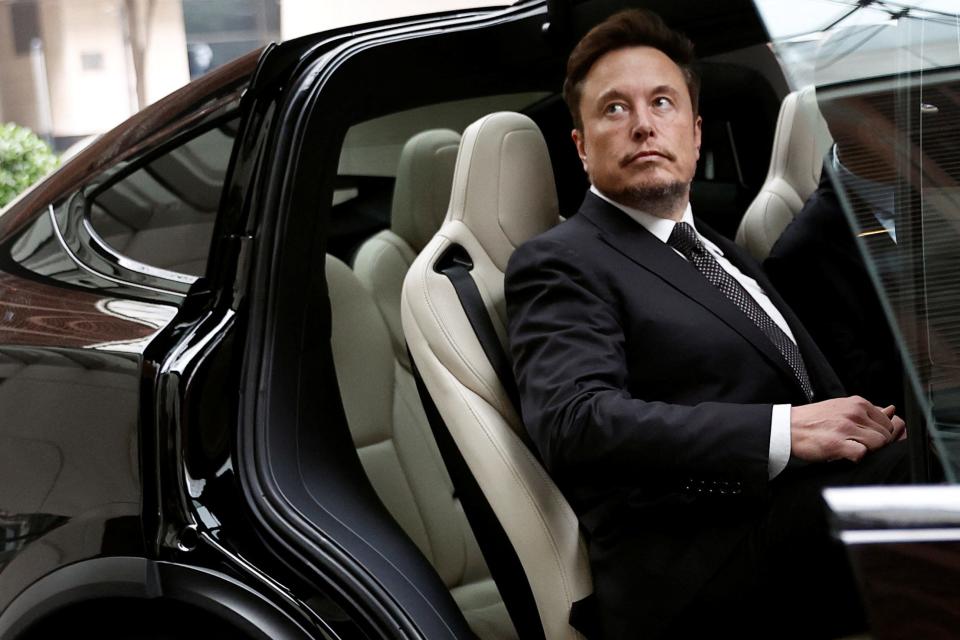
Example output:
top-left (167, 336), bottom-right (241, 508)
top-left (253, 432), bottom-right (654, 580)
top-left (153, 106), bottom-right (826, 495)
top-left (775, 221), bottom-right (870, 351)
top-left (0, 1), bottom-right (958, 638)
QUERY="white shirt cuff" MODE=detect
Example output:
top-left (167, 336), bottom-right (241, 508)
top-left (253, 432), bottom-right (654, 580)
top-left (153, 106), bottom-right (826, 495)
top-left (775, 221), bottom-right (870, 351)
top-left (768, 404), bottom-right (792, 479)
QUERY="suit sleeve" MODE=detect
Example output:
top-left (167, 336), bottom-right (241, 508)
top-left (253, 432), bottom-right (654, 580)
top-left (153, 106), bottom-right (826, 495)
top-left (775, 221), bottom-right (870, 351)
top-left (505, 237), bottom-right (772, 490)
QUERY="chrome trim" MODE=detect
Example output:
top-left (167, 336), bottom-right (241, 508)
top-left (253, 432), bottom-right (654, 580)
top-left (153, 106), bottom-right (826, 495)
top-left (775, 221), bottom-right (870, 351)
top-left (81, 215), bottom-right (198, 285)
top-left (47, 205), bottom-right (186, 297)
top-left (840, 528), bottom-right (960, 545)
top-left (824, 485), bottom-right (960, 544)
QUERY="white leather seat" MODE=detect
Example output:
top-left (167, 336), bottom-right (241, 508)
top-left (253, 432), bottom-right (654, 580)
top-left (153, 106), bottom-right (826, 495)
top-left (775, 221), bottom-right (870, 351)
top-left (344, 129), bottom-right (516, 637)
top-left (353, 129), bottom-right (461, 368)
top-left (401, 112), bottom-right (591, 640)
top-left (326, 252), bottom-right (516, 640)
top-left (735, 85), bottom-right (833, 260)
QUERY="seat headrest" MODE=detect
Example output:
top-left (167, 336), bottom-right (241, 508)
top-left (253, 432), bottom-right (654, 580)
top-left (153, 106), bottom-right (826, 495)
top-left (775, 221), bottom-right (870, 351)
top-left (446, 112), bottom-right (559, 272)
top-left (769, 85), bottom-right (833, 200)
top-left (391, 129), bottom-right (461, 253)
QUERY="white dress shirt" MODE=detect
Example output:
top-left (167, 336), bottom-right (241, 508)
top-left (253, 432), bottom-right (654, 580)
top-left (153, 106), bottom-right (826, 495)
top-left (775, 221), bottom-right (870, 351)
top-left (591, 186), bottom-right (793, 478)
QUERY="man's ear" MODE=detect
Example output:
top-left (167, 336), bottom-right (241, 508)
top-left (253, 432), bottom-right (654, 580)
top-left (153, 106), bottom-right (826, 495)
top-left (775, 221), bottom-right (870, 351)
top-left (571, 128), bottom-right (589, 173)
top-left (694, 115), bottom-right (702, 160)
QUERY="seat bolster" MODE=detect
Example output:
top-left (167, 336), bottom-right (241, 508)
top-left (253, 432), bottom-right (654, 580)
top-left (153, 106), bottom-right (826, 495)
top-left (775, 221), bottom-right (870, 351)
top-left (403, 237), bottom-right (591, 640)
top-left (353, 229), bottom-right (418, 368)
top-left (393, 362), bottom-right (480, 587)
top-left (454, 578), bottom-right (519, 640)
top-left (403, 231), bottom-right (521, 429)
top-left (736, 182), bottom-right (805, 260)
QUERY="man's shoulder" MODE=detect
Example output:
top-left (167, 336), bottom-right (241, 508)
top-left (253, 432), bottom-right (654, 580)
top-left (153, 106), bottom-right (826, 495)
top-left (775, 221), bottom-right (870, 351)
top-left (509, 213), bottom-right (599, 266)
top-left (767, 181), bottom-right (845, 260)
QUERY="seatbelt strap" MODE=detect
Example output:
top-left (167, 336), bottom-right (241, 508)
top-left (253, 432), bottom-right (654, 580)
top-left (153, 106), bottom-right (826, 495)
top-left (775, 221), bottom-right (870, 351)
top-left (409, 356), bottom-right (547, 640)
top-left (437, 252), bottom-right (523, 415)
top-left (429, 246), bottom-right (592, 637)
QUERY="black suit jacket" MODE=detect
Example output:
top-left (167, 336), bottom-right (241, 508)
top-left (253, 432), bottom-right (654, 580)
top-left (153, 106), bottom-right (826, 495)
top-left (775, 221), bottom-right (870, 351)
top-left (765, 171), bottom-right (904, 411)
top-left (505, 192), bottom-right (844, 636)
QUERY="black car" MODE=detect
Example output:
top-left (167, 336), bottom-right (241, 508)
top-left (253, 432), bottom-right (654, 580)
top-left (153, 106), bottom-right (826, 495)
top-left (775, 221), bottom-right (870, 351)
top-left (1, 1), bottom-right (958, 638)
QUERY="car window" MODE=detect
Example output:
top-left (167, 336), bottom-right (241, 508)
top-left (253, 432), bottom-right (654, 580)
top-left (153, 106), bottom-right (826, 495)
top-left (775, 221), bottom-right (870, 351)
top-left (87, 116), bottom-right (240, 279)
top-left (754, 0), bottom-right (960, 479)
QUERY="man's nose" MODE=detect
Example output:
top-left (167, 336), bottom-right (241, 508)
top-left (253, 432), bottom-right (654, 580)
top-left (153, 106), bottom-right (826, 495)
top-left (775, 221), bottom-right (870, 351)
top-left (630, 110), bottom-right (654, 140)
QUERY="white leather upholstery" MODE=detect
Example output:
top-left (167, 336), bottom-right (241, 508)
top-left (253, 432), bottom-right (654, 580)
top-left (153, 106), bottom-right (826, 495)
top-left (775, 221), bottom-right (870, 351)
top-left (402, 112), bottom-right (591, 640)
top-left (736, 86), bottom-right (833, 259)
top-left (326, 254), bottom-right (516, 640)
top-left (353, 129), bottom-right (461, 367)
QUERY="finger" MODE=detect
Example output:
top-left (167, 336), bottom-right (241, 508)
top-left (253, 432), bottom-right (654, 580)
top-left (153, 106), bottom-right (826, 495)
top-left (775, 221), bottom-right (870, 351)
top-left (892, 416), bottom-right (907, 440)
top-left (848, 427), bottom-right (888, 451)
top-left (837, 439), bottom-right (868, 462)
top-left (862, 403), bottom-right (895, 435)
top-left (854, 402), bottom-right (896, 442)
top-left (853, 415), bottom-right (894, 443)
top-left (882, 405), bottom-right (897, 418)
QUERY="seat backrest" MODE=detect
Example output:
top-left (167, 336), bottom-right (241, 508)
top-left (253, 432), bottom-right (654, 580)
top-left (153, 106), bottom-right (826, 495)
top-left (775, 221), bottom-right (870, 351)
top-left (326, 253), bottom-right (516, 640)
top-left (402, 112), bottom-right (591, 640)
top-left (353, 129), bottom-right (461, 368)
top-left (735, 85), bottom-right (833, 259)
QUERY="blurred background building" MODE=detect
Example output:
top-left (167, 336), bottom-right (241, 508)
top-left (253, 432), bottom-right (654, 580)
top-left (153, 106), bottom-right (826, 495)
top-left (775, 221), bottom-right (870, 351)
top-left (0, 0), bottom-right (491, 152)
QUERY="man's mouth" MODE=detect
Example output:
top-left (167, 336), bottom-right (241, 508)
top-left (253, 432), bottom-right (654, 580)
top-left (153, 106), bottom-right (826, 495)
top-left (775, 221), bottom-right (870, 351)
top-left (622, 150), bottom-right (673, 166)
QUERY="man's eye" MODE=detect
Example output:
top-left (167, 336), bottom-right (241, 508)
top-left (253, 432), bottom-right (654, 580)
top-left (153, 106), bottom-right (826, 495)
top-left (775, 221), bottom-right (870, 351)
top-left (653, 97), bottom-right (674, 110)
top-left (605, 103), bottom-right (627, 115)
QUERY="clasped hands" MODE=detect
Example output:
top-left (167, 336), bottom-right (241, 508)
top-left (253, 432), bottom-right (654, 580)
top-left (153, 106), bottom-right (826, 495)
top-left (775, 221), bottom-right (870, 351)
top-left (791, 396), bottom-right (907, 463)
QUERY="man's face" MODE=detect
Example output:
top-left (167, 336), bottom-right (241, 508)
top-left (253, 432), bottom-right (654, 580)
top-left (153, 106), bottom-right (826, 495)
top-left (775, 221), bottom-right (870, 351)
top-left (572, 46), bottom-right (702, 218)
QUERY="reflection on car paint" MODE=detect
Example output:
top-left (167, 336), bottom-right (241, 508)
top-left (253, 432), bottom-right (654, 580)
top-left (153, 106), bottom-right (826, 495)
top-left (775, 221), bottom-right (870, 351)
top-left (0, 346), bottom-right (142, 611)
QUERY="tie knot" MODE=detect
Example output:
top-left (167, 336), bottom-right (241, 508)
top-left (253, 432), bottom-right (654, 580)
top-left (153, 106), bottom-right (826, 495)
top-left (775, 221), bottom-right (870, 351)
top-left (668, 221), bottom-right (703, 258)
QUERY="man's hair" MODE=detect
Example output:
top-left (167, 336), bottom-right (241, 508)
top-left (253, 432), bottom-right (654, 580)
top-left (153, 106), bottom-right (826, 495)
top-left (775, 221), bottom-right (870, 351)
top-left (563, 9), bottom-right (700, 130)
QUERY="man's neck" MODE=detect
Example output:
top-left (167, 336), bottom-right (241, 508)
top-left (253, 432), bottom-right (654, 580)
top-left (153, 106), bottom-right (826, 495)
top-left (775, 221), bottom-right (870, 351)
top-left (590, 185), bottom-right (696, 245)
top-left (590, 185), bottom-right (689, 221)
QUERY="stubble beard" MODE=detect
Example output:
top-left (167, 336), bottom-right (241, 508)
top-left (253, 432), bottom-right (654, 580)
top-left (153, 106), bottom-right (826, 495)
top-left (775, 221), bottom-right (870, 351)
top-left (611, 180), bottom-right (691, 219)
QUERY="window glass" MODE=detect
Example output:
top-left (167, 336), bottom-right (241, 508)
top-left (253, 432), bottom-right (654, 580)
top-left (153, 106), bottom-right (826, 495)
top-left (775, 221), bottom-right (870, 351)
top-left (87, 116), bottom-right (239, 278)
top-left (754, 0), bottom-right (960, 478)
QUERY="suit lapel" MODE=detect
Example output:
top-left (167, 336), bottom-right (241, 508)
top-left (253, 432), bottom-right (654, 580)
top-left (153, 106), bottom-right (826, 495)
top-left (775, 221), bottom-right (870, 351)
top-left (578, 193), bottom-right (812, 400)
top-left (704, 224), bottom-right (844, 399)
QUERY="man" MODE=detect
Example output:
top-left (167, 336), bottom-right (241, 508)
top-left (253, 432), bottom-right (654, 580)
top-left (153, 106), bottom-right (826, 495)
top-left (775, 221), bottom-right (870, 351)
top-left (505, 9), bottom-right (909, 639)
top-left (766, 91), bottom-right (904, 412)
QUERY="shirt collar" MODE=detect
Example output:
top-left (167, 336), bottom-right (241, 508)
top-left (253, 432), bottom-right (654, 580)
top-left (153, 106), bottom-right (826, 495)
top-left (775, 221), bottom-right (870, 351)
top-left (590, 184), bottom-right (695, 244)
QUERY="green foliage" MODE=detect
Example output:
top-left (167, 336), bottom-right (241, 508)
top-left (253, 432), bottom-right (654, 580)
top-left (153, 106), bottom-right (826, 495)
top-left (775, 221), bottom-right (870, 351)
top-left (0, 122), bottom-right (59, 208)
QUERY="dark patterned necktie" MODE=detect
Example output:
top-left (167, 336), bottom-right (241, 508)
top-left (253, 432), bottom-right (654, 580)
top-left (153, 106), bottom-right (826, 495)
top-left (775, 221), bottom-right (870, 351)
top-left (668, 222), bottom-right (814, 401)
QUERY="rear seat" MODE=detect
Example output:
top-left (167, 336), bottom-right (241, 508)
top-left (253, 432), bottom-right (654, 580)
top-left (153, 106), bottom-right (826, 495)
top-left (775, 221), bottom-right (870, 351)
top-left (327, 254), bottom-right (515, 639)
top-left (328, 128), bottom-right (516, 639)
top-left (352, 129), bottom-right (461, 367)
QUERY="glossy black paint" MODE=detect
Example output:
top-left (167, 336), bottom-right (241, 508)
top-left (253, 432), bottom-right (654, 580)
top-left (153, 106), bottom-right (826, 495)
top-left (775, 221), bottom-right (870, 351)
top-left (0, 42), bottom-right (321, 636)
top-left (0, 213), bottom-right (173, 612)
